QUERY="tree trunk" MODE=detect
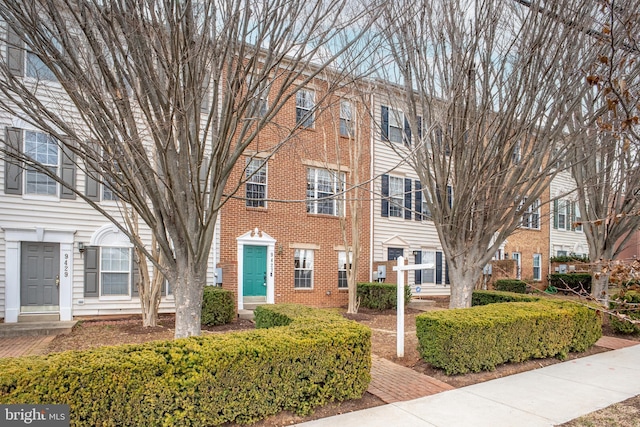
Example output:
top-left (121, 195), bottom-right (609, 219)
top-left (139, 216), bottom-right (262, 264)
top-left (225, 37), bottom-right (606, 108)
top-left (448, 265), bottom-right (482, 309)
top-left (591, 260), bottom-right (610, 306)
top-left (172, 265), bottom-right (207, 338)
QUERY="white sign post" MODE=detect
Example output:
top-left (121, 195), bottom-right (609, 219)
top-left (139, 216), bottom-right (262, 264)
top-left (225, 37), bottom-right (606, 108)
top-left (393, 256), bottom-right (435, 358)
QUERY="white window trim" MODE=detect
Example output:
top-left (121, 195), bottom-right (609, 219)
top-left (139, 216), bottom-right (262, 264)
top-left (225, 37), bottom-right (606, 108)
top-left (338, 251), bottom-right (352, 289)
top-left (388, 107), bottom-right (404, 144)
top-left (246, 158), bottom-right (267, 208)
top-left (306, 168), bottom-right (345, 216)
top-left (533, 253), bottom-right (542, 281)
top-left (340, 100), bottom-right (353, 137)
top-left (388, 176), bottom-right (404, 218)
top-left (296, 88), bottom-right (315, 128)
top-left (23, 130), bottom-right (61, 199)
top-left (99, 246), bottom-right (132, 300)
top-left (294, 249), bottom-right (314, 289)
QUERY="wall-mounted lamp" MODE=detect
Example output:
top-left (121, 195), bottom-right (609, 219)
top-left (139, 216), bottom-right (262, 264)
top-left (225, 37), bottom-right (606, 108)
top-left (326, 290), bottom-right (332, 296)
top-left (78, 242), bottom-right (85, 253)
top-left (277, 244), bottom-right (284, 256)
top-left (412, 250), bottom-right (420, 256)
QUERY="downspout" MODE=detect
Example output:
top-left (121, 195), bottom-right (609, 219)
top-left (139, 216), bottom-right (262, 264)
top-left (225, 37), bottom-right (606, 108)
top-left (369, 85), bottom-right (375, 282)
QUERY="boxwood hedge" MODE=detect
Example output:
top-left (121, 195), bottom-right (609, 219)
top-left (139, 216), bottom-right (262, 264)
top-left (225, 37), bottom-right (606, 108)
top-left (493, 279), bottom-right (527, 294)
top-left (357, 282), bottom-right (412, 310)
top-left (201, 286), bottom-right (235, 326)
top-left (0, 304), bottom-right (371, 426)
top-left (417, 295), bottom-right (601, 375)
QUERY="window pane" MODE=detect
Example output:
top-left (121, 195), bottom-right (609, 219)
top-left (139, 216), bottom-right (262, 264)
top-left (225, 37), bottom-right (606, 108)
top-left (246, 159), bottom-right (267, 207)
top-left (102, 273), bottom-right (129, 295)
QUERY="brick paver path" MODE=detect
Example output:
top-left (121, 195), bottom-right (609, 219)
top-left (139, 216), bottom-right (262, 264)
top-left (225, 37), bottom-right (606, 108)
top-left (0, 335), bottom-right (55, 358)
top-left (595, 335), bottom-right (639, 350)
top-left (368, 355), bottom-right (455, 403)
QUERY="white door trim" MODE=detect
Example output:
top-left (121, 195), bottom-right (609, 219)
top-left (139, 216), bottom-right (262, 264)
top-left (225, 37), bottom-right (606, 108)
top-left (236, 228), bottom-right (276, 310)
top-left (2, 226), bottom-right (75, 323)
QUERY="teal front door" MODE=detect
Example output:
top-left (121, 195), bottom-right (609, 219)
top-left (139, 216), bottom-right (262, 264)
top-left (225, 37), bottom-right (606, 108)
top-left (243, 245), bottom-right (267, 297)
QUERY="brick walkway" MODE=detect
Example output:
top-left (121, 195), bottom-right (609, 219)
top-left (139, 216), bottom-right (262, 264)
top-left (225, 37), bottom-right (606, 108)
top-left (0, 335), bottom-right (56, 358)
top-left (367, 355), bottom-right (455, 403)
top-left (595, 335), bottom-right (639, 350)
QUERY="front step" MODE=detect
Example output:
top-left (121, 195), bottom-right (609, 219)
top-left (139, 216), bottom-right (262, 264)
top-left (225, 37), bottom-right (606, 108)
top-left (18, 313), bottom-right (60, 323)
top-left (238, 309), bottom-right (255, 320)
top-left (0, 321), bottom-right (77, 338)
top-left (408, 299), bottom-right (437, 311)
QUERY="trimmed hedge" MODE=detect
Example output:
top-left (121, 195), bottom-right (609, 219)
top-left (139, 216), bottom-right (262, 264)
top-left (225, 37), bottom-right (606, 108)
top-left (472, 290), bottom-right (540, 306)
top-left (201, 286), bottom-right (235, 326)
top-left (357, 282), bottom-right (412, 310)
top-left (493, 279), bottom-right (527, 294)
top-left (548, 273), bottom-right (592, 294)
top-left (0, 305), bottom-right (371, 426)
top-left (609, 290), bottom-right (640, 334)
top-left (417, 297), bottom-right (602, 375)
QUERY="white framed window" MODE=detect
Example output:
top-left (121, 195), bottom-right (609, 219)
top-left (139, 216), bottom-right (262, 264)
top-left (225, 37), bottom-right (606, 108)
top-left (422, 251), bottom-right (436, 284)
top-left (296, 88), bottom-right (315, 128)
top-left (101, 247), bottom-right (131, 296)
top-left (533, 253), bottom-right (542, 281)
top-left (25, 33), bottom-right (59, 82)
top-left (338, 251), bottom-right (352, 289)
top-left (554, 199), bottom-right (573, 230)
top-left (389, 176), bottom-right (404, 218)
top-left (512, 252), bottom-right (522, 280)
top-left (306, 168), bottom-right (345, 216)
top-left (246, 75), bottom-right (269, 117)
top-left (24, 131), bottom-right (59, 196)
top-left (246, 158), bottom-right (267, 207)
top-left (388, 108), bottom-right (404, 144)
top-left (574, 202), bottom-right (583, 232)
top-left (340, 100), bottom-right (353, 137)
top-left (294, 249), bottom-right (314, 289)
top-left (521, 198), bottom-right (540, 229)
top-left (512, 140), bottom-right (522, 164)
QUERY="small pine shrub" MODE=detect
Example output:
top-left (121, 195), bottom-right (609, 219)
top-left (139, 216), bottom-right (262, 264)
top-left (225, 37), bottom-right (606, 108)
top-left (201, 286), bottom-right (235, 326)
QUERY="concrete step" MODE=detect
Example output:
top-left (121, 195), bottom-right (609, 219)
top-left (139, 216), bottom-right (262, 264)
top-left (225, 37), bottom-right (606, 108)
top-left (243, 296), bottom-right (267, 303)
top-left (0, 321), bottom-right (77, 338)
top-left (408, 299), bottom-right (437, 311)
top-left (238, 310), bottom-right (255, 320)
top-left (243, 303), bottom-right (266, 311)
top-left (18, 313), bottom-right (60, 323)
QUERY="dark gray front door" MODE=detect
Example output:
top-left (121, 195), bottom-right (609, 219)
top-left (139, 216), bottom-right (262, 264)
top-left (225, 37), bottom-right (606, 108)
top-left (21, 242), bottom-right (60, 309)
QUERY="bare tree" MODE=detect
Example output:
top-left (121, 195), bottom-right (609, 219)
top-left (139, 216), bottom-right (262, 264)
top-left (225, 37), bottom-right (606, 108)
top-left (569, 0), bottom-right (640, 303)
top-left (0, 0), bottom-right (374, 337)
top-left (379, 0), bottom-right (594, 308)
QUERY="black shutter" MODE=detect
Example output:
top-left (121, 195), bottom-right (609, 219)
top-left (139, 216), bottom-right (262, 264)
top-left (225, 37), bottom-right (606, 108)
top-left (447, 185), bottom-right (453, 208)
top-left (60, 137), bottom-right (76, 199)
top-left (85, 142), bottom-right (101, 201)
top-left (445, 258), bottom-right (450, 284)
top-left (4, 127), bottom-right (23, 195)
top-left (436, 251), bottom-right (443, 285)
top-left (7, 25), bottom-right (24, 77)
top-left (415, 251), bottom-right (422, 284)
top-left (553, 199), bottom-right (559, 229)
top-left (381, 105), bottom-right (389, 141)
top-left (404, 116), bottom-right (411, 146)
top-left (381, 174), bottom-right (389, 217)
top-left (415, 180), bottom-right (422, 221)
top-left (404, 178), bottom-right (412, 219)
top-left (417, 116), bottom-right (423, 139)
top-left (84, 246), bottom-right (99, 297)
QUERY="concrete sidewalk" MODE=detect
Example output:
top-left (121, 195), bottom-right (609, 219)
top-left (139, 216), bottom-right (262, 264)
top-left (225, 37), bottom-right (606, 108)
top-left (298, 343), bottom-right (640, 427)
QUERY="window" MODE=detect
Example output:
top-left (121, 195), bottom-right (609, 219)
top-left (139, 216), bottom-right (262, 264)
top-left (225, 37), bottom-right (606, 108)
top-left (306, 168), bottom-right (345, 216)
top-left (338, 251), bottom-right (351, 289)
top-left (574, 203), bottom-right (583, 232)
top-left (422, 251), bottom-right (436, 283)
top-left (387, 247), bottom-right (403, 261)
top-left (296, 89), bottom-right (315, 128)
top-left (294, 249), bottom-right (314, 288)
top-left (247, 75), bottom-right (268, 117)
top-left (521, 198), bottom-right (540, 229)
top-left (102, 181), bottom-right (117, 201)
top-left (512, 252), bottom-right (521, 280)
top-left (24, 131), bottom-right (58, 196)
top-left (533, 253), bottom-right (542, 281)
top-left (389, 176), bottom-right (404, 218)
top-left (512, 140), bottom-right (522, 164)
top-left (246, 158), bottom-right (267, 207)
top-left (340, 100), bottom-right (353, 137)
top-left (554, 199), bottom-right (574, 231)
top-left (101, 247), bottom-right (131, 296)
top-left (388, 108), bottom-right (404, 144)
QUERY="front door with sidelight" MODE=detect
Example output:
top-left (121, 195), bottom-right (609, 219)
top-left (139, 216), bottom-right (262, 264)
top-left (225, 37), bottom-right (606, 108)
top-left (243, 245), bottom-right (267, 297)
top-left (20, 242), bottom-right (60, 312)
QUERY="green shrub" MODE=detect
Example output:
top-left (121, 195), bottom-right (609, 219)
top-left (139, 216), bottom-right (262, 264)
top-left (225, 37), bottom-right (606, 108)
top-left (548, 273), bottom-right (592, 294)
top-left (493, 279), bottom-right (527, 294)
top-left (472, 290), bottom-right (540, 306)
top-left (0, 305), bottom-right (371, 426)
top-left (416, 299), bottom-right (601, 375)
top-left (609, 290), bottom-right (640, 335)
top-left (550, 255), bottom-right (590, 263)
top-left (201, 286), bottom-right (235, 326)
top-left (356, 282), bottom-right (411, 310)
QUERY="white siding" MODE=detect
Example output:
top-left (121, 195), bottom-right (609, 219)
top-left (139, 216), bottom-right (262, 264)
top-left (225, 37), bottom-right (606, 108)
top-left (549, 172), bottom-right (589, 258)
top-left (371, 94), bottom-right (449, 295)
